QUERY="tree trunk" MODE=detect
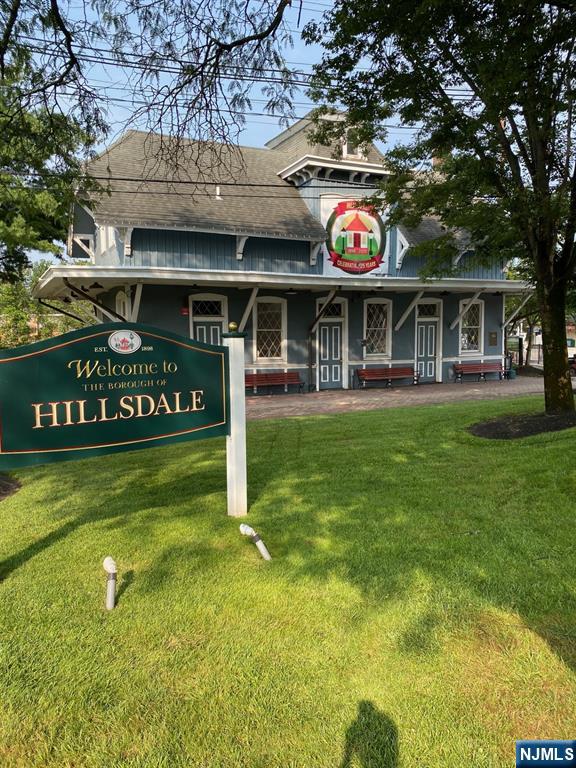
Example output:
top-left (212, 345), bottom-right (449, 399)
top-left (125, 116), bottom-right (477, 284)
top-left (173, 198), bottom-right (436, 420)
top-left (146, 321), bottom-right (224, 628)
top-left (537, 280), bottom-right (574, 413)
top-left (525, 319), bottom-right (534, 366)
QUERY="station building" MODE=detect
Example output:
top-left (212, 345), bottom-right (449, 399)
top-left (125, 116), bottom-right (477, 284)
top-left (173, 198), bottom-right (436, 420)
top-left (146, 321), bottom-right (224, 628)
top-left (35, 118), bottom-right (525, 390)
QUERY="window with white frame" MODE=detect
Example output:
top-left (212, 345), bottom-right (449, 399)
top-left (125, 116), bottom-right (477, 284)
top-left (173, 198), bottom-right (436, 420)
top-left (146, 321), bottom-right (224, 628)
top-left (459, 300), bottom-right (483, 353)
top-left (342, 130), bottom-right (366, 160)
top-left (115, 290), bottom-right (131, 320)
top-left (254, 298), bottom-right (286, 360)
top-left (363, 299), bottom-right (392, 357)
top-left (191, 297), bottom-right (224, 317)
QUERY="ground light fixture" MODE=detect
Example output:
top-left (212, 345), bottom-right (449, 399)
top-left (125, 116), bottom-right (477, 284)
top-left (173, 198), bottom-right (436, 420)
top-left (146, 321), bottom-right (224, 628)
top-left (103, 556), bottom-right (118, 610)
top-left (239, 524), bottom-right (272, 561)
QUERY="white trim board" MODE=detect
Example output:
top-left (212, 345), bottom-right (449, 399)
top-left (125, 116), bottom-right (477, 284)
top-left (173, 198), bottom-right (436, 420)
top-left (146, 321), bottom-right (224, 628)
top-left (34, 265), bottom-right (528, 299)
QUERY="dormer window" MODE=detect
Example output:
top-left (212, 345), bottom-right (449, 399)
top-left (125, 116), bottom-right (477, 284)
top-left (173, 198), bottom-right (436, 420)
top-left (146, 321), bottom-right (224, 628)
top-left (343, 134), bottom-right (366, 160)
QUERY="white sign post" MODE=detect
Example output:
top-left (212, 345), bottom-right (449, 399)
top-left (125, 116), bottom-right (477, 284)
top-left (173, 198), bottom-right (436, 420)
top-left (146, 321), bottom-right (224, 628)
top-left (223, 324), bottom-right (248, 516)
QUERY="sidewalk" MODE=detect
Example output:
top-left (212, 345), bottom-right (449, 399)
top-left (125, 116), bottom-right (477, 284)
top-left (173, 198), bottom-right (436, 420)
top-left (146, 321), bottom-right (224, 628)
top-left (246, 376), bottom-right (547, 421)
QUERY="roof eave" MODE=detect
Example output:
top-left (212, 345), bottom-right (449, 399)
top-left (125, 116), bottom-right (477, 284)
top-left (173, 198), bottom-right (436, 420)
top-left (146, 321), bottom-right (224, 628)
top-left (278, 155), bottom-right (390, 180)
top-left (34, 264), bottom-right (529, 299)
top-left (88, 218), bottom-right (327, 242)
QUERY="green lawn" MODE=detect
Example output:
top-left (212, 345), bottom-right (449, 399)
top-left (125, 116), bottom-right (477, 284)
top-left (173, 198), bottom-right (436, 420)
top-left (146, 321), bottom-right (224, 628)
top-left (1, 396), bottom-right (575, 767)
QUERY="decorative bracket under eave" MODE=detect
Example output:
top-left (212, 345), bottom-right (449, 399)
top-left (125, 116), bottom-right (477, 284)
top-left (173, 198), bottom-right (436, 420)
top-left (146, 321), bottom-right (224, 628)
top-left (115, 227), bottom-right (134, 258)
top-left (236, 235), bottom-right (249, 260)
top-left (310, 241), bottom-right (323, 266)
top-left (396, 230), bottom-right (410, 271)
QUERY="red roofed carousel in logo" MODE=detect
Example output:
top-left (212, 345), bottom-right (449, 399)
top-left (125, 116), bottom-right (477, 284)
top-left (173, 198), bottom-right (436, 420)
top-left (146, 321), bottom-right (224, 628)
top-left (326, 200), bottom-right (386, 274)
top-left (108, 330), bottom-right (142, 354)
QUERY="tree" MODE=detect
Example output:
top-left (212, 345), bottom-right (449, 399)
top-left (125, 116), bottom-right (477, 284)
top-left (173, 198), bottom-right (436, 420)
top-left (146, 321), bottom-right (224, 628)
top-left (0, 260), bottom-right (94, 347)
top-left (305, 0), bottom-right (576, 413)
top-left (0, 80), bottom-right (97, 280)
top-left (0, 0), bottom-right (295, 173)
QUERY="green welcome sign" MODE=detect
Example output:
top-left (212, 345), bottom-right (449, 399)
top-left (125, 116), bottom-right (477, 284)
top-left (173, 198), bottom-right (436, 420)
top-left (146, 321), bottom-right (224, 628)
top-left (0, 323), bottom-right (230, 469)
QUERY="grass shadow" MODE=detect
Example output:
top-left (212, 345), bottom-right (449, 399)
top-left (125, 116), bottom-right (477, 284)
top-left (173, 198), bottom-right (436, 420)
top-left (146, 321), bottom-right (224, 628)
top-left (340, 701), bottom-right (398, 768)
top-left (247, 402), bottom-right (576, 673)
top-left (116, 569), bottom-right (135, 603)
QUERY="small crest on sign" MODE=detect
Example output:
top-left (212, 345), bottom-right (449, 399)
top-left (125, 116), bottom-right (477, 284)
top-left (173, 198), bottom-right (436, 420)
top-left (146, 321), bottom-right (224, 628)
top-left (108, 330), bottom-right (142, 354)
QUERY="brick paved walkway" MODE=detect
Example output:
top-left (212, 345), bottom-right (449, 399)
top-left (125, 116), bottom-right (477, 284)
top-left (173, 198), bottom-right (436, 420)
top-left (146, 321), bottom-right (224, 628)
top-left (246, 376), bottom-right (548, 421)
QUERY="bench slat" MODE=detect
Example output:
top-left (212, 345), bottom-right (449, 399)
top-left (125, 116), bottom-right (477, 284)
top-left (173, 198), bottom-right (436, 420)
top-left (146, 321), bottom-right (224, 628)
top-left (245, 371), bottom-right (304, 391)
top-left (453, 362), bottom-right (503, 382)
top-left (357, 366), bottom-right (419, 387)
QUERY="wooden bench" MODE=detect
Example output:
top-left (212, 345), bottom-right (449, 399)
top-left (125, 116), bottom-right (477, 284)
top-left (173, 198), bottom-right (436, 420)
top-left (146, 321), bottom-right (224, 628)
top-left (453, 362), bottom-right (504, 382)
top-left (356, 366), bottom-right (419, 388)
top-left (245, 371), bottom-right (304, 393)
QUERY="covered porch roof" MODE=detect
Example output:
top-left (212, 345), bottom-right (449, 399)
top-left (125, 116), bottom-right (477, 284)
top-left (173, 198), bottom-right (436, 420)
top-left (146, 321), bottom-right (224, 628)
top-left (34, 265), bottom-right (528, 300)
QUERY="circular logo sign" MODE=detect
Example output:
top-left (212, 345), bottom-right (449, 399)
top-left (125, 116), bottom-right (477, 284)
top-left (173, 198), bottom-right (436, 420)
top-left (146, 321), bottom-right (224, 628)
top-left (326, 201), bottom-right (386, 274)
top-left (108, 330), bottom-right (142, 354)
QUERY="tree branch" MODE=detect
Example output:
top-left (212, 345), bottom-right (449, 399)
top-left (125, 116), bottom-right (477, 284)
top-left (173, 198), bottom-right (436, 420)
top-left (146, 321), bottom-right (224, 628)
top-left (0, 0), bottom-right (22, 79)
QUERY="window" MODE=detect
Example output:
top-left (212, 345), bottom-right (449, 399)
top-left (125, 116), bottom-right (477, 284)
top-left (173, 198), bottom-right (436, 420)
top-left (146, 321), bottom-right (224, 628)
top-left (191, 299), bottom-right (223, 317)
top-left (418, 303), bottom-right (439, 318)
top-left (343, 132), bottom-right (366, 160)
top-left (363, 299), bottom-right (391, 357)
top-left (322, 303), bottom-right (343, 318)
top-left (254, 298), bottom-right (286, 361)
top-left (459, 300), bottom-right (483, 353)
top-left (115, 290), bottom-right (131, 320)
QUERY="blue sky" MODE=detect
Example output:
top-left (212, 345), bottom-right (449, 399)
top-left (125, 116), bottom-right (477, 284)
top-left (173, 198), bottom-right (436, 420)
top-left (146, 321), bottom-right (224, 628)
top-left (86, 2), bottom-right (326, 150)
top-left (81, 1), bottom-right (414, 152)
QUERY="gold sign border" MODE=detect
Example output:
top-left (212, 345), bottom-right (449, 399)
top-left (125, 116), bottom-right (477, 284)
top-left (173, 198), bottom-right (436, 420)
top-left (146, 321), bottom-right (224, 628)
top-left (0, 329), bottom-right (228, 455)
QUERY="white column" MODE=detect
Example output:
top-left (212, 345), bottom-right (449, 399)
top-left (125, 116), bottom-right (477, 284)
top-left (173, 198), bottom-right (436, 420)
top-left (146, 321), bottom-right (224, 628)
top-left (223, 324), bottom-right (248, 517)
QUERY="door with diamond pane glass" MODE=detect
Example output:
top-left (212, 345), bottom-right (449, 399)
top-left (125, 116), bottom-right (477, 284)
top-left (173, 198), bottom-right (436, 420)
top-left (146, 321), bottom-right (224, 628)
top-left (318, 321), bottom-right (342, 389)
top-left (191, 297), bottom-right (226, 345)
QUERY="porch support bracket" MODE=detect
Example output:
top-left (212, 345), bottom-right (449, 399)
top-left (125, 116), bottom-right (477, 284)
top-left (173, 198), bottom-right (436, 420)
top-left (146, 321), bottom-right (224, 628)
top-left (130, 283), bottom-right (143, 322)
top-left (501, 292), bottom-right (534, 330)
top-left (449, 288), bottom-right (485, 331)
top-left (63, 278), bottom-right (126, 322)
top-left (309, 289), bottom-right (338, 336)
top-left (239, 287), bottom-right (259, 333)
top-left (394, 290), bottom-right (424, 331)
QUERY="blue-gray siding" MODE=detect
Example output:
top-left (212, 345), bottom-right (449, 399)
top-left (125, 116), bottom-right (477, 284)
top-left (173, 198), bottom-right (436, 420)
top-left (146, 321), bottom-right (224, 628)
top-left (104, 286), bottom-right (504, 388)
top-left (129, 229), bottom-right (318, 274)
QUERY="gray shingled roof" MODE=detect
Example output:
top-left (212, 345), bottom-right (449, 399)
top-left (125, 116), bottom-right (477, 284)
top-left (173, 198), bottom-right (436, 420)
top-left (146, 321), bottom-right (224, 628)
top-left (398, 218), bottom-right (444, 246)
top-left (265, 111), bottom-right (385, 165)
top-left (398, 219), bottom-right (471, 250)
top-left (83, 131), bottom-right (327, 241)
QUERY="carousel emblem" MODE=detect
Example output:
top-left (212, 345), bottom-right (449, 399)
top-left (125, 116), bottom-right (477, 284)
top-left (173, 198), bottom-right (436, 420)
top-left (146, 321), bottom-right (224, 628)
top-left (108, 330), bottom-right (142, 354)
top-left (326, 200), bottom-right (386, 274)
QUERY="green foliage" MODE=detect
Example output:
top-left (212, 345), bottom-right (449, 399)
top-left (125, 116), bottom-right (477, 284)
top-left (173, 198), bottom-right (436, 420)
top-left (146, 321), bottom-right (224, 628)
top-left (305, 1), bottom-right (576, 411)
top-left (1, 400), bottom-right (575, 766)
top-left (305, 1), bottom-right (576, 280)
top-left (0, 259), bottom-right (94, 348)
top-left (0, 80), bottom-right (97, 281)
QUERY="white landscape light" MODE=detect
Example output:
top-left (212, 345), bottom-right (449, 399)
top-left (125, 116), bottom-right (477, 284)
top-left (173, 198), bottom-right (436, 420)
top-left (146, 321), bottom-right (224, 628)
top-left (239, 524), bottom-right (272, 561)
top-left (103, 556), bottom-right (118, 610)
